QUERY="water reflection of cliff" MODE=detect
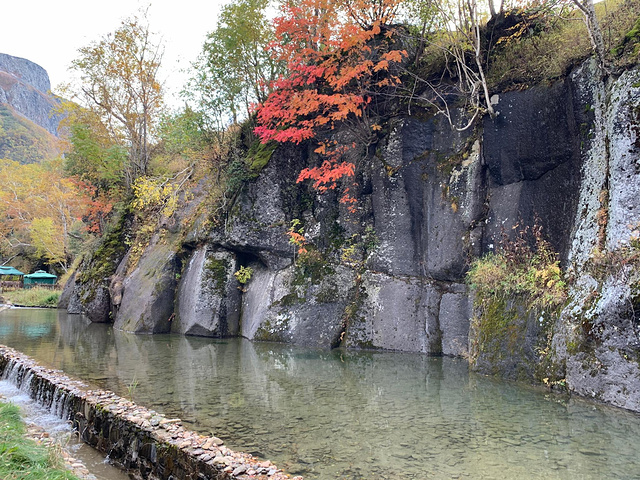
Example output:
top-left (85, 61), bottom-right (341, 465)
top-left (2, 310), bottom-right (640, 479)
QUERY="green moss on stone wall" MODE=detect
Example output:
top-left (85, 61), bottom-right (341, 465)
top-left (246, 140), bottom-right (277, 175)
top-left (205, 257), bottom-right (230, 296)
top-left (78, 213), bottom-right (129, 285)
top-left (254, 316), bottom-right (290, 342)
top-left (470, 296), bottom-right (519, 363)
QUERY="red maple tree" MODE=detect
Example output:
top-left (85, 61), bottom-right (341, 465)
top-left (254, 0), bottom-right (406, 207)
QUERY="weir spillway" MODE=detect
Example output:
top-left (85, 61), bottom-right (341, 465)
top-left (0, 345), bottom-right (297, 480)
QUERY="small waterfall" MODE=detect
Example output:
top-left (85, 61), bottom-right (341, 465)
top-left (51, 385), bottom-right (72, 419)
top-left (0, 347), bottom-right (290, 480)
top-left (0, 371), bottom-right (72, 439)
top-left (1, 358), bottom-right (23, 384)
top-left (0, 357), bottom-right (71, 421)
top-left (0, 354), bottom-right (130, 480)
top-left (21, 370), bottom-right (34, 394)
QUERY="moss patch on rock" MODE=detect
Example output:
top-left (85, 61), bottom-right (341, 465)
top-left (205, 257), bottom-right (230, 296)
top-left (78, 213), bottom-right (129, 285)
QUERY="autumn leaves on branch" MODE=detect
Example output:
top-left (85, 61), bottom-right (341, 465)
top-left (254, 0), bottom-right (408, 209)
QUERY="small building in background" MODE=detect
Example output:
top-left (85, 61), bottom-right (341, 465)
top-left (0, 266), bottom-right (24, 277)
top-left (0, 266), bottom-right (24, 291)
top-left (23, 270), bottom-right (57, 288)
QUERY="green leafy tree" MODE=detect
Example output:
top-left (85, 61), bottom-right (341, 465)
top-left (157, 108), bottom-right (207, 157)
top-left (187, 0), bottom-right (282, 127)
top-left (64, 121), bottom-right (126, 195)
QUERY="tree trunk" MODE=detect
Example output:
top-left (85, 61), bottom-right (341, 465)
top-left (571, 0), bottom-right (610, 74)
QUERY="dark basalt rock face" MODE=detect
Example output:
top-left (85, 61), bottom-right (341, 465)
top-left (64, 58), bottom-right (640, 412)
top-left (481, 79), bottom-right (583, 262)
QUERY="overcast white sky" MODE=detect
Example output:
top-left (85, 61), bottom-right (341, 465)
top-left (1, 0), bottom-right (228, 108)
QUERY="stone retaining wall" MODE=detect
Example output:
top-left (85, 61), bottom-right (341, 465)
top-left (0, 345), bottom-right (299, 480)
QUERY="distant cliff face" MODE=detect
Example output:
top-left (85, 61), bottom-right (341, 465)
top-left (0, 53), bottom-right (51, 95)
top-left (0, 53), bottom-right (62, 163)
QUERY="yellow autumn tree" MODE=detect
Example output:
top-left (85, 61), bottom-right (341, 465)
top-left (0, 159), bottom-right (89, 271)
top-left (67, 9), bottom-right (164, 187)
top-left (29, 218), bottom-right (66, 267)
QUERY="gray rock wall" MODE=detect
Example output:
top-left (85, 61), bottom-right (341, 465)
top-left (114, 240), bottom-right (179, 333)
top-left (62, 55), bottom-right (640, 412)
top-left (481, 80), bottom-right (583, 261)
top-left (547, 63), bottom-right (640, 412)
top-left (0, 53), bottom-right (62, 136)
top-left (173, 247), bottom-right (241, 337)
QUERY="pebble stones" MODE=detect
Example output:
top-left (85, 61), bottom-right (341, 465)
top-left (26, 422), bottom-right (96, 480)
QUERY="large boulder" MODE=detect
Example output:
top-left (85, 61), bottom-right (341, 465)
top-left (114, 240), bottom-right (179, 333)
top-left (241, 262), bottom-right (354, 348)
top-left (65, 282), bottom-right (112, 324)
top-left (439, 288), bottom-right (472, 357)
top-left (62, 216), bottom-right (130, 323)
top-left (345, 272), bottom-right (442, 352)
top-left (217, 142), bottom-right (307, 270)
top-left (557, 273), bottom-right (640, 411)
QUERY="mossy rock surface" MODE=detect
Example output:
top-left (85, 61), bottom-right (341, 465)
top-left (470, 296), bottom-right (544, 382)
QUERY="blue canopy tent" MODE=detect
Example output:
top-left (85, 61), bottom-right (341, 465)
top-left (0, 266), bottom-right (24, 277)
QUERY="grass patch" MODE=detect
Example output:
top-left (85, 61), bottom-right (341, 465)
top-left (0, 402), bottom-right (79, 480)
top-left (467, 223), bottom-right (567, 311)
top-left (487, 0), bottom-right (640, 89)
top-left (467, 224), bottom-right (566, 379)
top-left (2, 288), bottom-right (61, 308)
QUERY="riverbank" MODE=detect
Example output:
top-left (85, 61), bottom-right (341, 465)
top-left (0, 400), bottom-right (81, 480)
top-left (0, 288), bottom-right (61, 308)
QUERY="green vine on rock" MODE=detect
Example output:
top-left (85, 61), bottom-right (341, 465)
top-left (234, 265), bottom-right (253, 285)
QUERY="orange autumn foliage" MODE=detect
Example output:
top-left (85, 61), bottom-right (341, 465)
top-left (69, 179), bottom-right (114, 234)
top-left (254, 0), bottom-right (407, 207)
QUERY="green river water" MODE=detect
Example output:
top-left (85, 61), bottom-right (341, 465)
top-left (1, 308), bottom-right (639, 479)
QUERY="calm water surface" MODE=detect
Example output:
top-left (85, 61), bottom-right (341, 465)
top-left (1, 308), bottom-right (639, 479)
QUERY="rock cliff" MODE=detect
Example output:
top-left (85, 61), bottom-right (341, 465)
top-left (64, 58), bottom-right (640, 412)
top-left (0, 53), bottom-right (63, 163)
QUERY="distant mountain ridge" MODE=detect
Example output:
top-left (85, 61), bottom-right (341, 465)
top-left (0, 53), bottom-right (63, 163)
top-left (0, 53), bottom-right (51, 95)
